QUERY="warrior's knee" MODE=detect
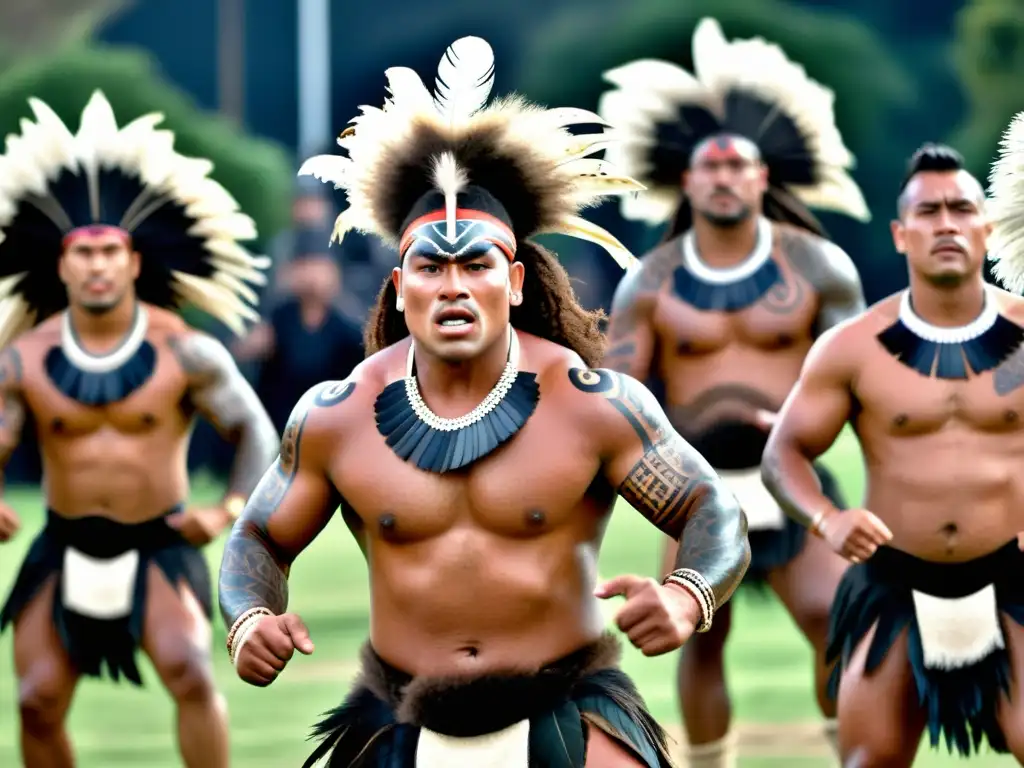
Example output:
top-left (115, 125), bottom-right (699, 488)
top-left (18, 675), bottom-right (70, 734)
top-left (158, 648), bottom-right (215, 702)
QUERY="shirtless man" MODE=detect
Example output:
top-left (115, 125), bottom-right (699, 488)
top-left (595, 18), bottom-right (870, 765)
top-left (0, 91), bottom-right (278, 768)
top-left (219, 36), bottom-right (749, 768)
top-left (762, 141), bottom-right (1024, 765)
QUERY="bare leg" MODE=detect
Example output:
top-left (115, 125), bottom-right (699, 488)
top-left (142, 564), bottom-right (228, 768)
top-left (14, 578), bottom-right (80, 768)
top-left (837, 623), bottom-right (924, 767)
top-left (766, 532), bottom-right (847, 727)
top-left (995, 617), bottom-right (1024, 762)
top-left (663, 535), bottom-right (735, 766)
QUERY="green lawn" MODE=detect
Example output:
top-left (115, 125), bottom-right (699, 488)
top-left (0, 428), bottom-right (1015, 766)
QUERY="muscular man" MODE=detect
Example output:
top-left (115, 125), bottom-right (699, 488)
top-left (0, 91), bottom-right (278, 768)
top-left (762, 141), bottom-right (1024, 765)
top-left (220, 36), bottom-right (749, 767)
top-left (595, 17), bottom-right (870, 765)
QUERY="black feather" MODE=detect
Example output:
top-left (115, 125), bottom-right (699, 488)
top-left (528, 702), bottom-right (586, 767)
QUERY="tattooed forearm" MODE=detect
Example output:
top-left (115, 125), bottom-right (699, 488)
top-left (572, 367), bottom-right (750, 606)
top-left (217, 379), bottom-right (353, 628)
top-left (170, 332), bottom-right (279, 498)
top-left (780, 230), bottom-right (865, 335)
top-left (760, 441), bottom-right (830, 529)
top-left (217, 404), bottom-right (304, 627)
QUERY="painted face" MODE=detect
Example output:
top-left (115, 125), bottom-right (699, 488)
top-left (58, 226), bottom-right (139, 314)
top-left (684, 134), bottom-right (768, 226)
top-left (393, 209), bottom-right (525, 363)
top-left (891, 170), bottom-right (991, 288)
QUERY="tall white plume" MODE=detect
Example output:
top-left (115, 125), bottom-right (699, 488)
top-left (987, 111), bottom-right (1024, 293)
top-left (433, 36), bottom-right (496, 125)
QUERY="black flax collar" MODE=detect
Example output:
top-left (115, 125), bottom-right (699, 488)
top-left (374, 328), bottom-right (540, 474)
top-left (877, 290), bottom-right (1024, 380)
top-left (673, 217), bottom-right (781, 312)
top-left (45, 303), bottom-right (157, 406)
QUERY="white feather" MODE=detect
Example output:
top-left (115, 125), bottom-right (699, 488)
top-left (433, 36), bottom-right (495, 124)
top-left (298, 154), bottom-right (351, 189)
top-left (986, 112), bottom-right (1024, 293)
top-left (431, 152), bottom-right (468, 241)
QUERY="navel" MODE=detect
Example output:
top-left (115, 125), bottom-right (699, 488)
top-left (378, 512), bottom-right (397, 538)
top-left (892, 414), bottom-right (908, 428)
top-left (525, 508), bottom-right (546, 528)
top-left (776, 333), bottom-right (794, 347)
top-left (1004, 410), bottom-right (1019, 424)
top-left (141, 413), bottom-right (156, 426)
top-left (676, 341), bottom-right (693, 354)
top-left (50, 417), bottom-right (65, 434)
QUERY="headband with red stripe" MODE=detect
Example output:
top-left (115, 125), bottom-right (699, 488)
top-left (399, 208), bottom-right (517, 261)
top-left (61, 225), bottom-right (132, 251)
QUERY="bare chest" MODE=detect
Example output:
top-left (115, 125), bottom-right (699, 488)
top-left (23, 343), bottom-right (189, 437)
top-left (856, 354), bottom-right (1024, 435)
top-left (332, 410), bottom-right (606, 543)
top-left (652, 263), bottom-right (819, 355)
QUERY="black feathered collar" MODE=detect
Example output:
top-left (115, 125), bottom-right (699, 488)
top-left (672, 217), bottom-right (781, 312)
top-left (374, 328), bottom-right (539, 473)
top-left (877, 290), bottom-right (1024, 379)
top-left (45, 304), bottom-right (156, 405)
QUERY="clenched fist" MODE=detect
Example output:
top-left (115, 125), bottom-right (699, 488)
top-left (0, 500), bottom-right (19, 542)
top-left (595, 574), bottom-right (701, 656)
top-left (234, 613), bottom-right (315, 686)
top-left (818, 508), bottom-right (893, 563)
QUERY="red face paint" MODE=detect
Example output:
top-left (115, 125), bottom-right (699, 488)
top-left (692, 135), bottom-right (760, 166)
top-left (62, 225), bottom-right (131, 251)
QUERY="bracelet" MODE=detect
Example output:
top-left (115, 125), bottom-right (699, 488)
top-left (663, 568), bottom-right (715, 633)
top-left (226, 607), bottom-right (273, 662)
top-left (223, 494), bottom-right (247, 520)
top-left (810, 508), bottom-right (833, 537)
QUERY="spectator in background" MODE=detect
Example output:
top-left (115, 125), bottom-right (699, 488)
top-left (233, 246), bottom-right (364, 434)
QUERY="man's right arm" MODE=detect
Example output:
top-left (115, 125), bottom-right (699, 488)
top-left (760, 327), bottom-right (855, 529)
top-left (602, 265), bottom-right (658, 380)
top-left (217, 378), bottom-right (353, 628)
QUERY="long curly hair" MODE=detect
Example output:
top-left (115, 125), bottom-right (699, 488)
top-left (365, 240), bottom-right (607, 368)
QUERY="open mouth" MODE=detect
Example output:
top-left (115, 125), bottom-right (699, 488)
top-left (434, 307), bottom-right (476, 330)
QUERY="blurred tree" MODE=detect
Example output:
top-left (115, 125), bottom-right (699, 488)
top-left (0, 44), bottom-right (294, 251)
top-left (517, 0), bottom-right (922, 302)
top-left (0, 0), bottom-right (131, 70)
top-left (949, 0), bottom-right (1024, 181)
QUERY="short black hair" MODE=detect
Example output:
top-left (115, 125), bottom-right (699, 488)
top-left (896, 143), bottom-right (970, 214)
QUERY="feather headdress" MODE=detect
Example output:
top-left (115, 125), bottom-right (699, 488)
top-left (596, 17), bottom-right (869, 227)
top-left (298, 36), bottom-right (644, 270)
top-left (0, 90), bottom-right (268, 347)
top-left (987, 112), bottom-right (1024, 293)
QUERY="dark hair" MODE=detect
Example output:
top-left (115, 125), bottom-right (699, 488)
top-left (660, 184), bottom-right (828, 243)
top-left (365, 241), bottom-right (607, 367)
top-left (897, 143), bottom-right (968, 214)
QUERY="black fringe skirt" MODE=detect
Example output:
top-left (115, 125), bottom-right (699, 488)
top-left (0, 508), bottom-right (212, 686)
top-left (301, 633), bottom-right (674, 768)
top-left (826, 541), bottom-right (1024, 756)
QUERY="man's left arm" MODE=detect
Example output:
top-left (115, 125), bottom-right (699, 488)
top-left (783, 231), bottom-right (867, 335)
top-left (574, 368), bottom-right (750, 624)
top-left (170, 331), bottom-right (280, 515)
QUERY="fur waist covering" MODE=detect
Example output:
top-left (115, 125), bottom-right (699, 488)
top-left (301, 632), bottom-right (674, 767)
top-left (0, 508), bottom-right (211, 685)
top-left (826, 541), bottom-right (1024, 756)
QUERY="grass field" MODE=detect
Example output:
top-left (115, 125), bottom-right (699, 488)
top-left (0, 428), bottom-right (1016, 766)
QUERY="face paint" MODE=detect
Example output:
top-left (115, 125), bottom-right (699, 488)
top-left (399, 208), bottom-right (517, 262)
top-left (62, 225), bottom-right (132, 251)
top-left (691, 134), bottom-right (762, 167)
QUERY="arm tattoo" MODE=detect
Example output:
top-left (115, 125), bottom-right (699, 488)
top-left (603, 253), bottom-right (669, 377)
top-left (569, 368), bottom-right (750, 606)
top-left (0, 347), bottom-right (26, 490)
top-left (217, 380), bottom-right (354, 627)
top-left (994, 344), bottom-right (1024, 396)
top-left (759, 446), bottom-right (823, 529)
top-left (780, 230), bottom-right (866, 335)
top-left (169, 332), bottom-right (279, 499)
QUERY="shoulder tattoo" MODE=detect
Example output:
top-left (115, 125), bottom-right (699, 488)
top-left (994, 343), bottom-right (1024, 396)
top-left (568, 367), bottom-right (704, 532)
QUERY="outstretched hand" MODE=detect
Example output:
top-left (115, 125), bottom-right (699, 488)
top-left (234, 613), bottom-right (315, 687)
top-left (595, 574), bottom-right (701, 657)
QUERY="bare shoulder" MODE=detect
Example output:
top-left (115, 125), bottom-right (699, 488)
top-left (0, 321), bottom-right (58, 386)
top-left (774, 223), bottom-right (861, 290)
top-left (805, 294), bottom-right (898, 376)
top-left (990, 285), bottom-right (1024, 324)
top-left (611, 237), bottom-right (680, 308)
